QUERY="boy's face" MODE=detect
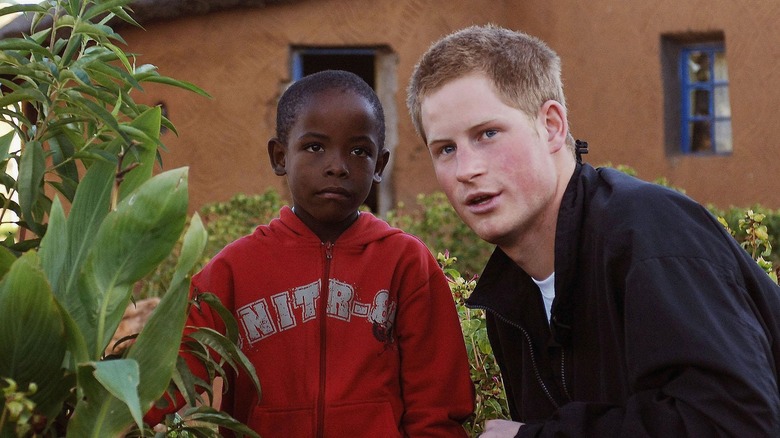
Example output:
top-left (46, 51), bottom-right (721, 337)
top-left (269, 89), bottom-right (388, 241)
top-left (419, 73), bottom-right (563, 250)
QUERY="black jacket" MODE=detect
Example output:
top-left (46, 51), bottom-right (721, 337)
top-left (466, 162), bottom-right (780, 437)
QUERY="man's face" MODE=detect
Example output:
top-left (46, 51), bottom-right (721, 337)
top-left (420, 73), bottom-right (561, 250)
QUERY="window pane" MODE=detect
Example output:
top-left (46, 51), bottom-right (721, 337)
top-left (688, 52), bottom-right (710, 83)
top-left (714, 51), bottom-right (728, 81)
top-left (690, 89), bottom-right (710, 116)
top-left (714, 85), bottom-right (731, 117)
top-left (714, 120), bottom-right (733, 153)
top-left (690, 120), bottom-right (712, 152)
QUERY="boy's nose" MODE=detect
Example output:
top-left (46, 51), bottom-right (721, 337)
top-left (324, 155), bottom-right (349, 177)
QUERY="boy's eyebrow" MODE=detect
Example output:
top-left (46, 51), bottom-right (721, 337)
top-left (297, 131), bottom-right (378, 144)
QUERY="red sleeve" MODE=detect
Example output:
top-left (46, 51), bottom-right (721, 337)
top-left (395, 249), bottom-right (475, 436)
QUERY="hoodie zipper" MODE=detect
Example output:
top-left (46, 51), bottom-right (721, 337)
top-left (316, 242), bottom-right (334, 438)
top-left (470, 305), bottom-right (569, 409)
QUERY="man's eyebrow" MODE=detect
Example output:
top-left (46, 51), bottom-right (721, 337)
top-left (426, 120), bottom-right (495, 146)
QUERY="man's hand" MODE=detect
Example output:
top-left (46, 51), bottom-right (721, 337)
top-left (479, 419), bottom-right (524, 437)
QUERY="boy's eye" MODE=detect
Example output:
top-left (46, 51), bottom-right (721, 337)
top-left (351, 147), bottom-right (371, 157)
top-left (483, 129), bottom-right (498, 139)
top-left (305, 143), bottom-right (323, 152)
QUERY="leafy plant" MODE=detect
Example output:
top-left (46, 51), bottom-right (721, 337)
top-left (0, 0), bottom-right (259, 436)
top-left (438, 252), bottom-right (510, 435)
top-left (386, 192), bottom-right (493, 277)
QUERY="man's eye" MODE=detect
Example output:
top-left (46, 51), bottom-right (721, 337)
top-left (441, 145), bottom-right (456, 155)
top-left (484, 129), bottom-right (498, 139)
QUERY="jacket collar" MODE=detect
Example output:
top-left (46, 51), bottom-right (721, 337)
top-left (466, 161), bottom-right (593, 346)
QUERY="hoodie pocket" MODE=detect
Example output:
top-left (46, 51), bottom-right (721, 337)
top-left (247, 405), bottom-right (314, 437)
top-left (326, 399), bottom-right (400, 438)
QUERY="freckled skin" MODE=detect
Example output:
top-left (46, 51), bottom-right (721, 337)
top-left (268, 89), bottom-right (389, 243)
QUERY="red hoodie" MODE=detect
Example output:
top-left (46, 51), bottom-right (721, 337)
top-left (154, 206), bottom-right (474, 437)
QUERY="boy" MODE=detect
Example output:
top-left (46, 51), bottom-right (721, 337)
top-left (149, 70), bottom-right (474, 436)
top-left (407, 25), bottom-right (780, 437)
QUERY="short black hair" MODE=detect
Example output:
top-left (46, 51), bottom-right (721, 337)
top-left (275, 70), bottom-right (385, 148)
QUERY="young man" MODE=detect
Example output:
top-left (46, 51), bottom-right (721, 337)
top-left (407, 24), bottom-right (780, 437)
top-left (148, 70), bottom-right (474, 436)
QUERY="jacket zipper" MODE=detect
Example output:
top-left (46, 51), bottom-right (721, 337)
top-left (316, 242), bottom-right (334, 438)
top-left (470, 305), bottom-right (561, 409)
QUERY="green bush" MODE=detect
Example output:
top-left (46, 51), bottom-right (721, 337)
top-left (385, 192), bottom-right (493, 277)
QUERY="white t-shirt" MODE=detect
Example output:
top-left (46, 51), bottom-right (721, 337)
top-left (532, 273), bottom-right (556, 323)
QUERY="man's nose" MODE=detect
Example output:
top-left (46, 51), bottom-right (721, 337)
top-left (455, 145), bottom-right (484, 182)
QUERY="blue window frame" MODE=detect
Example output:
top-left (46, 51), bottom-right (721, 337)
top-left (679, 43), bottom-right (732, 154)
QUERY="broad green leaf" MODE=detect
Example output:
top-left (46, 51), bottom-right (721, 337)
top-left (18, 140), bottom-right (46, 236)
top-left (92, 359), bottom-right (143, 431)
top-left (0, 245), bottom-right (16, 280)
top-left (67, 363), bottom-right (135, 438)
top-left (39, 197), bottom-right (68, 289)
top-left (82, 167), bottom-right (188, 356)
top-left (0, 251), bottom-right (70, 421)
top-left (127, 264), bottom-right (190, 413)
top-left (169, 213), bottom-right (207, 292)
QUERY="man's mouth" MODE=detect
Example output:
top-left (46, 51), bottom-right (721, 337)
top-left (466, 193), bottom-right (493, 206)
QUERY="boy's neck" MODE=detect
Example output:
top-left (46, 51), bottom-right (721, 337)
top-left (292, 207), bottom-right (360, 243)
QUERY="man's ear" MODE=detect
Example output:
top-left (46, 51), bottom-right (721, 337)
top-left (267, 138), bottom-right (287, 176)
top-left (540, 100), bottom-right (569, 154)
top-left (373, 148), bottom-right (391, 184)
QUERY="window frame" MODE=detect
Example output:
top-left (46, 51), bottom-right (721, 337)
top-left (679, 42), bottom-right (731, 155)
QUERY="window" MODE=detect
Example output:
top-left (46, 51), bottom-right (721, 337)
top-left (662, 33), bottom-right (732, 155)
top-left (290, 47), bottom-right (397, 215)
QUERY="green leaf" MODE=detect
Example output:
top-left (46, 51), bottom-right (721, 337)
top-left (68, 363), bottom-right (135, 438)
top-left (18, 140), bottom-right (46, 235)
top-left (0, 251), bottom-right (70, 421)
top-left (127, 263), bottom-right (190, 413)
top-left (170, 213), bottom-right (207, 292)
top-left (182, 406), bottom-right (261, 438)
top-left (194, 292), bottom-right (239, 344)
top-left (92, 359), bottom-right (144, 431)
top-left (0, 245), bottom-right (16, 280)
top-left (117, 107), bottom-right (162, 201)
top-left (0, 38), bottom-right (53, 58)
top-left (136, 73), bottom-right (212, 98)
top-left (82, 0), bottom-right (133, 21)
top-left (0, 4), bottom-right (47, 17)
top-left (0, 89), bottom-right (48, 108)
top-left (82, 167), bottom-right (188, 357)
top-left (186, 327), bottom-right (261, 400)
top-left (0, 130), bottom-right (15, 160)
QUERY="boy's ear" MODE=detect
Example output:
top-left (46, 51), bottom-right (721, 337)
top-left (373, 149), bottom-right (391, 184)
top-left (540, 100), bottom-right (568, 153)
top-left (267, 138), bottom-right (287, 176)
